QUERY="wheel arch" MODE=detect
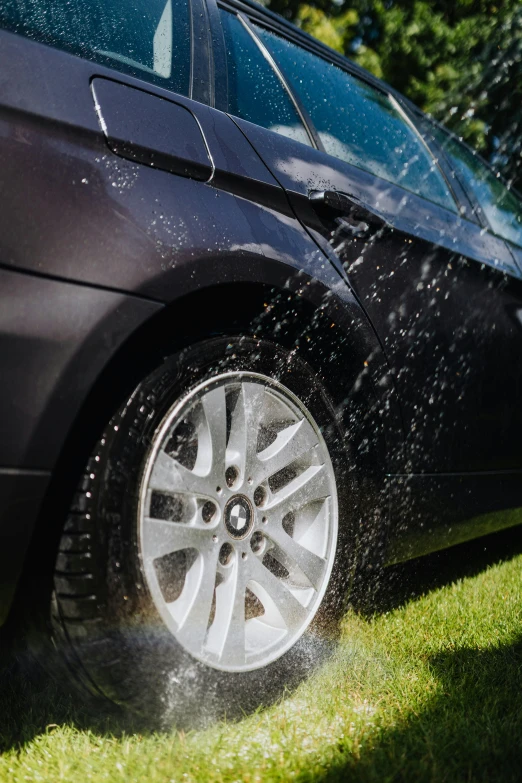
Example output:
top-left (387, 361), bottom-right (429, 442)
top-left (50, 274), bottom-right (401, 483)
top-left (14, 270), bottom-right (402, 618)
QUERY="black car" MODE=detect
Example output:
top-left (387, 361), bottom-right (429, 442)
top-left (1, 0), bottom-right (522, 723)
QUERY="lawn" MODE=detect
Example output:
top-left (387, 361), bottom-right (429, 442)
top-left (2, 528), bottom-right (522, 783)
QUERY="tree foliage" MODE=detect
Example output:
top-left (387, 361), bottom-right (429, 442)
top-left (265, 0), bottom-right (522, 189)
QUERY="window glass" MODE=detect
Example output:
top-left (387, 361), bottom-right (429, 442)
top-left (433, 129), bottom-right (522, 248)
top-left (220, 11), bottom-right (311, 147)
top-left (256, 26), bottom-right (457, 213)
top-left (0, 0), bottom-right (190, 96)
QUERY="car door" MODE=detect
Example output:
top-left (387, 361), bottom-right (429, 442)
top-left (203, 2), bottom-right (522, 559)
top-left (210, 5), bottom-right (522, 472)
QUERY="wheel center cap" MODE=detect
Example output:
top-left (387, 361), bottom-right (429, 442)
top-left (224, 495), bottom-right (253, 539)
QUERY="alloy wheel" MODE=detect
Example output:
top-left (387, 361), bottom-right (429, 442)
top-left (139, 371), bottom-right (338, 672)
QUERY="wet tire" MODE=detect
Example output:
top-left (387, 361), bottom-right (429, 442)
top-left (50, 337), bottom-right (360, 727)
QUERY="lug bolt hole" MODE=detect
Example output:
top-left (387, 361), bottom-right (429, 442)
top-left (202, 501), bottom-right (217, 524)
top-left (254, 486), bottom-right (267, 507)
top-left (250, 531), bottom-right (265, 555)
top-left (225, 466), bottom-right (239, 488)
top-left (241, 552), bottom-right (248, 560)
top-left (219, 542), bottom-right (234, 566)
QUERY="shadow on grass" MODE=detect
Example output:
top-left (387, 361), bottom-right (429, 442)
top-left (1, 524), bottom-right (522, 764)
top-left (312, 638), bottom-right (522, 783)
top-left (308, 525), bottom-right (522, 782)
top-left (0, 626), bottom-right (336, 750)
top-left (0, 648), bottom-right (131, 753)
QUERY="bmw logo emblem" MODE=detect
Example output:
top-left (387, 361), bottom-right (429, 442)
top-left (224, 495), bottom-right (253, 539)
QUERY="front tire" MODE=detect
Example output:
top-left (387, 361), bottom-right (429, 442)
top-left (51, 337), bottom-right (356, 726)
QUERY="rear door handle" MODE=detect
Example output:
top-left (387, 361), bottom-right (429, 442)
top-left (308, 189), bottom-right (389, 238)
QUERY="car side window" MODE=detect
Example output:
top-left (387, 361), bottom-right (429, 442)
top-left (220, 11), bottom-right (311, 147)
top-left (0, 0), bottom-right (190, 96)
top-left (433, 129), bottom-right (522, 248)
top-left (255, 26), bottom-right (457, 213)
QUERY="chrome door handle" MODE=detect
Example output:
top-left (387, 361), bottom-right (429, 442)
top-left (308, 189), bottom-right (388, 229)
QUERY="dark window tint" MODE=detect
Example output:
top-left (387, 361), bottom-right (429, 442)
top-left (220, 11), bottom-right (311, 146)
top-left (433, 129), bottom-right (522, 248)
top-left (256, 27), bottom-right (457, 212)
top-left (0, 0), bottom-right (190, 95)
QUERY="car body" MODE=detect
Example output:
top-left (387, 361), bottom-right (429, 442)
top-left (1, 0), bottom-right (522, 645)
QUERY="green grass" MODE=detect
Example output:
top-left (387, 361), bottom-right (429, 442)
top-left (2, 534), bottom-right (522, 783)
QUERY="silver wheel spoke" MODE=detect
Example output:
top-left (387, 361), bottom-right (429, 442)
top-left (142, 517), bottom-right (210, 561)
top-left (207, 564), bottom-right (246, 666)
top-left (266, 464), bottom-right (331, 518)
top-left (256, 418), bottom-right (318, 483)
top-left (266, 524), bottom-right (326, 590)
top-left (201, 385), bottom-right (227, 482)
top-left (175, 547), bottom-right (219, 650)
top-left (149, 450), bottom-right (212, 498)
top-left (227, 381), bottom-right (266, 480)
top-left (248, 555), bottom-right (309, 631)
